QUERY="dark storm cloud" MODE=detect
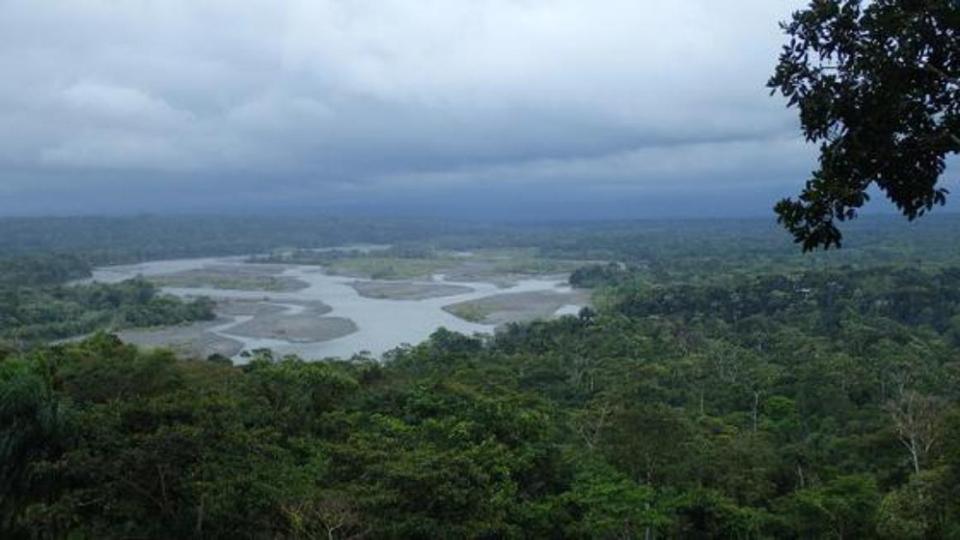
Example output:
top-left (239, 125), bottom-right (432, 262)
top-left (0, 0), bottom-right (812, 216)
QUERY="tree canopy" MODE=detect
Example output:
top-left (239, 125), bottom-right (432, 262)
top-left (769, 0), bottom-right (959, 250)
top-left (3, 217), bottom-right (960, 536)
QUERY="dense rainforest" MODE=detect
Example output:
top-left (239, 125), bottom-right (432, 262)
top-left (0, 277), bottom-right (215, 344)
top-left (1, 216), bottom-right (960, 538)
top-left (3, 0), bottom-right (957, 536)
top-left (3, 214), bottom-right (960, 268)
top-left (0, 252), bottom-right (214, 346)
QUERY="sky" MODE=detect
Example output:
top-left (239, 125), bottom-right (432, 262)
top-left (0, 0), bottom-right (880, 219)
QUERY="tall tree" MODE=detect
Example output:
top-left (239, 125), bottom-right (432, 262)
top-left (886, 390), bottom-right (944, 474)
top-left (769, 0), bottom-right (959, 250)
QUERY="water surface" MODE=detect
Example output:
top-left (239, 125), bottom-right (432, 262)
top-left (93, 257), bottom-right (579, 360)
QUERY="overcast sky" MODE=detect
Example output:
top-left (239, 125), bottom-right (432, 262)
top-left (0, 0), bottom-right (856, 219)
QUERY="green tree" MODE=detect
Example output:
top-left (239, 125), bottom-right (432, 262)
top-left (776, 474), bottom-right (881, 539)
top-left (0, 355), bottom-right (70, 534)
top-left (876, 467), bottom-right (954, 539)
top-left (602, 402), bottom-right (697, 486)
top-left (564, 458), bottom-right (669, 539)
top-left (769, 0), bottom-right (960, 250)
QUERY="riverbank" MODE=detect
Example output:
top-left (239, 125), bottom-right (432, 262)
top-left (89, 253), bottom-right (588, 361)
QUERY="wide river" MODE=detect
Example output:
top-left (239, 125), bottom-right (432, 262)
top-left (91, 257), bottom-right (581, 360)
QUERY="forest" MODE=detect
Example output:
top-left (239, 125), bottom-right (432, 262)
top-left (2, 0), bottom-right (958, 536)
top-left (0, 252), bottom-right (214, 346)
top-left (2, 216), bottom-right (959, 538)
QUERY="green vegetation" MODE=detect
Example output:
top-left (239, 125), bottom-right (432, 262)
top-left (252, 245), bottom-right (460, 279)
top-left (3, 238), bottom-right (960, 537)
top-left (0, 254), bottom-right (92, 287)
top-left (325, 256), bottom-right (455, 280)
top-left (151, 272), bottom-right (305, 292)
top-left (2, 3), bottom-right (957, 534)
top-left (486, 249), bottom-right (584, 276)
top-left (0, 250), bottom-right (215, 347)
top-left (254, 246), bottom-right (584, 281)
top-left (3, 214), bottom-right (960, 273)
top-left (569, 262), bottom-right (637, 288)
top-left (0, 216), bottom-right (466, 265)
top-left (3, 3), bottom-right (957, 536)
top-left (2, 215), bottom-right (960, 537)
top-left (769, 0), bottom-right (959, 249)
top-left (442, 302), bottom-right (490, 323)
top-left (0, 277), bottom-right (215, 344)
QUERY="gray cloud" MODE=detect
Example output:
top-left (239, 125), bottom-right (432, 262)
top-left (0, 0), bottom-right (816, 216)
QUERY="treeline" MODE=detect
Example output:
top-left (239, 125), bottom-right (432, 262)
top-left (0, 278), bottom-right (215, 344)
top-left (0, 216), bottom-right (469, 265)
top-left (250, 243), bottom-right (436, 265)
top-left (3, 260), bottom-right (959, 537)
top-left (0, 248), bottom-right (213, 347)
top-left (613, 266), bottom-right (960, 338)
top-left (3, 214), bottom-right (960, 270)
top-left (569, 262), bottom-right (639, 288)
top-left (3, 215), bottom-right (960, 537)
top-left (0, 254), bottom-right (92, 287)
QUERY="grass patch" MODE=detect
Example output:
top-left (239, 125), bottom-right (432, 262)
top-left (442, 303), bottom-right (491, 323)
top-left (152, 273), bottom-right (305, 292)
top-left (326, 257), bottom-right (456, 279)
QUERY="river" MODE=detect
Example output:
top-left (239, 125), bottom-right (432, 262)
top-left (91, 257), bottom-right (582, 361)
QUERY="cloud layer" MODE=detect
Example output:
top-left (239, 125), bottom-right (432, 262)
top-left (0, 0), bottom-right (817, 217)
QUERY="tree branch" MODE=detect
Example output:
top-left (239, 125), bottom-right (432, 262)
top-left (949, 132), bottom-right (960, 149)
top-left (923, 63), bottom-right (960, 87)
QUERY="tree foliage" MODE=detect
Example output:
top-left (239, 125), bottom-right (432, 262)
top-left (769, 0), bottom-right (960, 250)
top-left (3, 252), bottom-right (960, 537)
top-left (2, 219), bottom-right (960, 536)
